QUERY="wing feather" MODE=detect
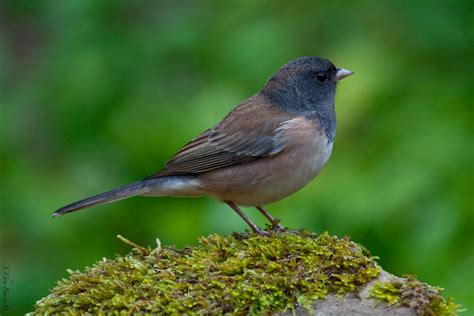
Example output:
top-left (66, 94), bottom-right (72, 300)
top-left (146, 96), bottom-right (296, 178)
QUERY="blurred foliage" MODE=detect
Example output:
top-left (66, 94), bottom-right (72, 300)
top-left (0, 0), bottom-right (472, 314)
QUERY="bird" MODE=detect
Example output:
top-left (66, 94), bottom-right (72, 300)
top-left (53, 56), bottom-right (353, 235)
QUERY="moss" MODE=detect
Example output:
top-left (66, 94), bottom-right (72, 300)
top-left (32, 230), bottom-right (382, 315)
top-left (369, 275), bottom-right (461, 316)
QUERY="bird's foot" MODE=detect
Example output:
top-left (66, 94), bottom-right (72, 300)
top-left (273, 224), bottom-right (286, 232)
top-left (270, 219), bottom-right (286, 232)
top-left (264, 218), bottom-right (286, 233)
top-left (252, 227), bottom-right (271, 236)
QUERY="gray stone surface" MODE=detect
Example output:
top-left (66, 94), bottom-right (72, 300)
top-left (279, 272), bottom-right (416, 316)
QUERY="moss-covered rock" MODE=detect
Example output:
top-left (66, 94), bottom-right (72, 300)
top-left (369, 274), bottom-right (459, 316)
top-left (31, 231), bottom-right (460, 315)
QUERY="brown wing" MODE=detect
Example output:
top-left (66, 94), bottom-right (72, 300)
top-left (146, 95), bottom-right (296, 178)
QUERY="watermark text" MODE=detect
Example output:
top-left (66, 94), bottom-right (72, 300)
top-left (2, 264), bottom-right (11, 311)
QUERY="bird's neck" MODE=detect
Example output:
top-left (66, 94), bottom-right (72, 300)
top-left (260, 85), bottom-right (336, 142)
top-left (307, 106), bottom-right (336, 142)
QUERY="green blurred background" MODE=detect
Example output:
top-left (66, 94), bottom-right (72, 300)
top-left (0, 1), bottom-right (472, 314)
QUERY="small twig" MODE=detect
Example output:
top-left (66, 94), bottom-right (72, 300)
top-left (116, 235), bottom-right (148, 254)
top-left (153, 238), bottom-right (162, 259)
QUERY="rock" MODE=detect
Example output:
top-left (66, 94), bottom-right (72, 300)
top-left (30, 230), bottom-right (459, 315)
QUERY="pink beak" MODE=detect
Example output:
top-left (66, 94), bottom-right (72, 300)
top-left (335, 68), bottom-right (354, 81)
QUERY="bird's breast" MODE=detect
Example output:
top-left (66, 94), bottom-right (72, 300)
top-left (272, 124), bottom-right (333, 196)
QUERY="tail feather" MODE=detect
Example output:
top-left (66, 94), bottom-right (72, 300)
top-left (53, 181), bottom-right (150, 217)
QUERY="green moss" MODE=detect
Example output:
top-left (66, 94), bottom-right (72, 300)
top-left (33, 231), bottom-right (382, 314)
top-left (369, 275), bottom-right (461, 316)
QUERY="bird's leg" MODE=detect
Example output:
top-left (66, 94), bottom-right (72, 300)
top-left (256, 206), bottom-right (285, 231)
top-left (225, 201), bottom-right (269, 236)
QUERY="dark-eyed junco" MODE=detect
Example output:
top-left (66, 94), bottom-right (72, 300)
top-left (54, 56), bottom-right (353, 235)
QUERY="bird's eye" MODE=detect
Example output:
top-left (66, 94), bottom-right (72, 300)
top-left (316, 73), bottom-right (328, 82)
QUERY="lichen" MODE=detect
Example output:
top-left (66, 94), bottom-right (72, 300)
top-left (369, 275), bottom-right (461, 316)
top-left (32, 230), bottom-right (382, 315)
